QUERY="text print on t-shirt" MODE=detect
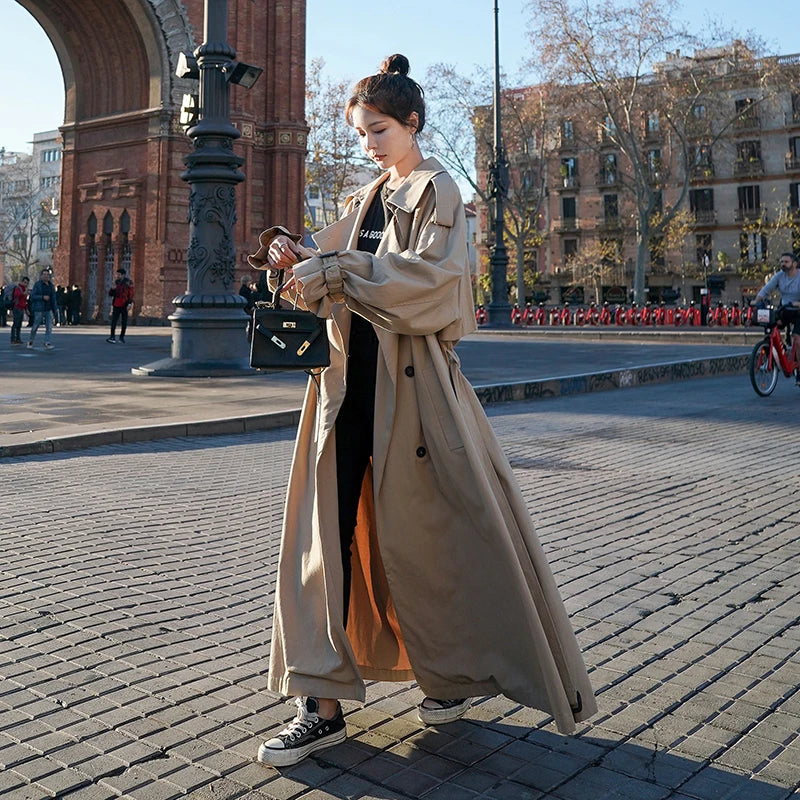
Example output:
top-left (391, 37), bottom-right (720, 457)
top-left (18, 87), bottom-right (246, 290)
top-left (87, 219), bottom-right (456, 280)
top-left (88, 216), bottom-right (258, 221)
top-left (358, 226), bottom-right (383, 246)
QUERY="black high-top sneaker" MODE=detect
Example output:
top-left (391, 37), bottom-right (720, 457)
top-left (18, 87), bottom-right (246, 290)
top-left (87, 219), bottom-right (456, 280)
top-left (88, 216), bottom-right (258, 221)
top-left (257, 697), bottom-right (346, 767)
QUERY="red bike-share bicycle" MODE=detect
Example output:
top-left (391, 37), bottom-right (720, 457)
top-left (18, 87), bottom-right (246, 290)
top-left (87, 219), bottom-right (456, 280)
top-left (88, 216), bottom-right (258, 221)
top-left (749, 305), bottom-right (798, 396)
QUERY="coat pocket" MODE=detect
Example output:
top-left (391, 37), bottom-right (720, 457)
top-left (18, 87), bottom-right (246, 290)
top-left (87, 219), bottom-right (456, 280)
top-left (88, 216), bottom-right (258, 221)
top-left (420, 367), bottom-right (464, 452)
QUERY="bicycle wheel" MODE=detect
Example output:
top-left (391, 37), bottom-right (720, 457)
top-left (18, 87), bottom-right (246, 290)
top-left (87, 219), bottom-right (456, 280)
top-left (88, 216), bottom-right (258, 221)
top-left (749, 339), bottom-right (779, 396)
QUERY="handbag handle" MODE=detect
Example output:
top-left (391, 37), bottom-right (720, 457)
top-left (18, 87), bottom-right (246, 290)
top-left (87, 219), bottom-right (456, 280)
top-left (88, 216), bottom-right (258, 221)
top-left (270, 269), bottom-right (284, 310)
top-left (270, 269), bottom-right (302, 311)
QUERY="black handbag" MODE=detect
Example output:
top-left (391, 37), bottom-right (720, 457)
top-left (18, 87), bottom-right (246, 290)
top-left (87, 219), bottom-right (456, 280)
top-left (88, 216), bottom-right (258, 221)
top-left (249, 271), bottom-right (330, 371)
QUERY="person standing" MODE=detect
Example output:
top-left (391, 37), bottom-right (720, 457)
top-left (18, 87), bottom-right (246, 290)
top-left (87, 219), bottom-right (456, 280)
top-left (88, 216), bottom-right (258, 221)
top-left (55, 284), bottom-right (67, 326)
top-left (107, 268), bottom-right (134, 343)
top-left (27, 269), bottom-right (57, 350)
top-left (68, 284), bottom-right (82, 325)
top-left (249, 54), bottom-right (596, 768)
top-left (9, 277), bottom-right (30, 345)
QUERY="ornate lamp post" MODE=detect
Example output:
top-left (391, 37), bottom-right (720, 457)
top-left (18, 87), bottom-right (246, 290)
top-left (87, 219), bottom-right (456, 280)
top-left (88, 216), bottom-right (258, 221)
top-left (136, 0), bottom-right (262, 376)
top-left (486, 0), bottom-right (511, 328)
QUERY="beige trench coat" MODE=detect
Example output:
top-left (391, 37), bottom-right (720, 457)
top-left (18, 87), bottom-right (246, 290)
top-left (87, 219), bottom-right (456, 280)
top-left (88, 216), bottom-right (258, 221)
top-left (250, 157), bottom-right (596, 733)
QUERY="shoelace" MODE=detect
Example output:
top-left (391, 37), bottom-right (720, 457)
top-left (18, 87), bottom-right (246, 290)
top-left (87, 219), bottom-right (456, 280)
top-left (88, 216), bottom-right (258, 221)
top-left (280, 697), bottom-right (319, 741)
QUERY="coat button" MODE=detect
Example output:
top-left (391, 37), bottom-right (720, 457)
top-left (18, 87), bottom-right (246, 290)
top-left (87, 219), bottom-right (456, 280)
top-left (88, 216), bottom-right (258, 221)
top-left (404, 365), bottom-right (415, 377)
top-left (416, 447), bottom-right (426, 458)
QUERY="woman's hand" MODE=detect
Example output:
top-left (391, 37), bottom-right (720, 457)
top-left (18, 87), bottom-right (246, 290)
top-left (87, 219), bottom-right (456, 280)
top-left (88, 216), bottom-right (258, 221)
top-left (267, 236), bottom-right (304, 269)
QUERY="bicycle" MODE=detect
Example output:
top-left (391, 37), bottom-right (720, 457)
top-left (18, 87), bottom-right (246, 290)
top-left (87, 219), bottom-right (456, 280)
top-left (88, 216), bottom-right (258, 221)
top-left (748, 305), bottom-right (797, 396)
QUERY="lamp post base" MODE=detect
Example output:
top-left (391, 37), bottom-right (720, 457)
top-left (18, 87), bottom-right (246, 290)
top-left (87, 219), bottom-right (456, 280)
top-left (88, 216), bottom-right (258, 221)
top-left (133, 296), bottom-right (251, 377)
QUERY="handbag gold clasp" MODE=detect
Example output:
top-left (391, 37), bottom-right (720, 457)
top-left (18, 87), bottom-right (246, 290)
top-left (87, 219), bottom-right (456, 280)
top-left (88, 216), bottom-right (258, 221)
top-left (297, 340), bottom-right (311, 356)
top-left (283, 321), bottom-right (297, 329)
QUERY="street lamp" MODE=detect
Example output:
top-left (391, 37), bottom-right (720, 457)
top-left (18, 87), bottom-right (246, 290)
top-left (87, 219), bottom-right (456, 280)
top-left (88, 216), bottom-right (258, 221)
top-left (486, 0), bottom-right (512, 328)
top-left (136, 0), bottom-right (262, 376)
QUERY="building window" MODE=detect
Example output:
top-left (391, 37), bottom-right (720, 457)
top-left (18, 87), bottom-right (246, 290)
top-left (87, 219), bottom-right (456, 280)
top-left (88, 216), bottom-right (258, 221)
top-left (564, 238), bottom-right (578, 259)
top-left (41, 149), bottom-right (61, 163)
top-left (693, 103), bottom-right (707, 120)
top-left (561, 195), bottom-right (576, 220)
top-left (787, 137), bottom-right (800, 171)
top-left (648, 149), bottom-right (661, 181)
top-left (603, 194), bottom-right (619, 221)
top-left (646, 111), bottom-right (660, 133)
top-left (790, 182), bottom-right (800, 211)
top-left (734, 97), bottom-right (759, 128)
top-left (12, 233), bottom-right (27, 250)
top-left (39, 233), bottom-right (58, 250)
top-left (600, 152), bottom-right (617, 185)
top-left (560, 119), bottom-right (574, 145)
top-left (792, 94), bottom-right (800, 123)
top-left (690, 188), bottom-right (715, 224)
top-left (40, 176), bottom-right (60, 189)
top-left (599, 115), bottom-right (616, 142)
top-left (690, 144), bottom-right (713, 178)
top-left (696, 234), bottom-right (712, 267)
top-left (736, 185), bottom-right (761, 221)
top-left (652, 190), bottom-right (663, 214)
top-left (735, 140), bottom-right (762, 175)
top-left (560, 157), bottom-right (578, 188)
top-left (740, 232), bottom-right (767, 263)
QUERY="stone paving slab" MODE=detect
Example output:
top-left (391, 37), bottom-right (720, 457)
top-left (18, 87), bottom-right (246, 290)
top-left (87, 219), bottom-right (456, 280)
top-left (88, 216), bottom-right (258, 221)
top-left (1, 374), bottom-right (798, 799)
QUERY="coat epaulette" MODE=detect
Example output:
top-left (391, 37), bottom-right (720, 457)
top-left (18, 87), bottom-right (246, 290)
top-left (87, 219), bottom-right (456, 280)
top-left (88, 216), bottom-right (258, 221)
top-left (430, 172), bottom-right (461, 228)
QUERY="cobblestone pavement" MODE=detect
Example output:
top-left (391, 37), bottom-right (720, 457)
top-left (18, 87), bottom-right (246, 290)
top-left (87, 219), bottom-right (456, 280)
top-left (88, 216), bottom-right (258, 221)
top-left (1, 375), bottom-right (798, 800)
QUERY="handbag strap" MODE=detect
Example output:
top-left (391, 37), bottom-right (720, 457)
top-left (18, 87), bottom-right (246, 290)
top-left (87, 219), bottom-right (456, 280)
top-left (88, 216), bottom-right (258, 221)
top-left (270, 269), bottom-right (284, 310)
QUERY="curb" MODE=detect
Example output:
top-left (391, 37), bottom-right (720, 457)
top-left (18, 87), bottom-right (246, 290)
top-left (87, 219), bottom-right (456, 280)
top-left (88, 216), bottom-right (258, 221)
top-left (0, 353), bottom-right (750, 460)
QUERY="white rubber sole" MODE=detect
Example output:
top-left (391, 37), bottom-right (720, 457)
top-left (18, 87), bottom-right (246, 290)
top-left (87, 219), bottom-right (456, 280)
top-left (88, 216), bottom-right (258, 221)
top-left (417, 697), bottom-right (472, 726)
top-left (257, 726), bottom-right (347, 767)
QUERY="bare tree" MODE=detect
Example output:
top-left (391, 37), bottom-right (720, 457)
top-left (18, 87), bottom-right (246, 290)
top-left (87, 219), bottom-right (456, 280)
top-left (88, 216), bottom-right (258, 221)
top-left (527, 0), bottom-right (785, 303)
top-left (305, 58), bottom-right (375, 229)
top-left (0, 154), bottom-right (58, 279)
top-left (425, 64), bottom-right (549, 304)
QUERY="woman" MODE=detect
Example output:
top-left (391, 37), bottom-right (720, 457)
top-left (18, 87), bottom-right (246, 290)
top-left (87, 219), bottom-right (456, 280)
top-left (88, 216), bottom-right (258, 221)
top-left (249, 54), bottom-right (596, 768)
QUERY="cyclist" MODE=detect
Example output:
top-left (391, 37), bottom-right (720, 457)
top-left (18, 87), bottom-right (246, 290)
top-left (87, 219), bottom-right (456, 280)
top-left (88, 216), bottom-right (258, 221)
top-left (751, 252), bottom-right (800, 385)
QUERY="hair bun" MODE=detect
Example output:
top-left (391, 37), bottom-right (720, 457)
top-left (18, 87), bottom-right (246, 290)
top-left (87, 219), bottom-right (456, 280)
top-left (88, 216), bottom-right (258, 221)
top-left (379, 54), bottom-right (410, 76)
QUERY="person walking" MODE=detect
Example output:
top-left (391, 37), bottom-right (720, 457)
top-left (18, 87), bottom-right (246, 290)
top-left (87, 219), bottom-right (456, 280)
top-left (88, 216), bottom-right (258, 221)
top-left (27, 269), bottom-right (57, 350)
top-left (106, 268), bottom-right (134, 343)
top-left (9, 277), bottom-right (30, 345)
top-left (248, 54), bottom-right (596, 769)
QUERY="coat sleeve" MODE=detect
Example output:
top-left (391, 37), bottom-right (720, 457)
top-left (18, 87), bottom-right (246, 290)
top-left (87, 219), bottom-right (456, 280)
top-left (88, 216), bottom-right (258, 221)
top-left (292, 178), bottom-right (470, 337)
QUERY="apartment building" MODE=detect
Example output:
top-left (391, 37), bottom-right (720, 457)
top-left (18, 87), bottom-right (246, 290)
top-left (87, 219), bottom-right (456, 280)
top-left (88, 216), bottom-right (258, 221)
top-left (0, 130), bottom-right (61, 282)
top-left (479, 45), bottom-right (800, 306)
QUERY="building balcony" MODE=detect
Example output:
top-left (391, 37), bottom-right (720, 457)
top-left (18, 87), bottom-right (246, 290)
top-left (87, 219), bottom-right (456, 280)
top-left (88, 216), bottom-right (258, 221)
top-left (559, 175), bottom-right (580, 189)
top-left (598, 169), bottom-right (619, 187)
top-left (733, 114), bottom-right (760, 131)
top-left (596, 215), bottom-right (622, 231)
top-left (785, 156), bottom-right (800, 172)
top-left (733, 158), bottom-right (763, 177)
top-left (734, 208), bottom-right (766, 223)
top-left (693, 209), bottom-right (717, 225)
top-left (690, 164), bottom-right (714, 182)
top-left (554, 217), bottom-right (580, 233)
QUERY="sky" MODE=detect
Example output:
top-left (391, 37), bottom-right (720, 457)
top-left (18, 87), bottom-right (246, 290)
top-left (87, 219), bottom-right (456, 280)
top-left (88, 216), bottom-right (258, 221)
top-left (0, 0), bottom-right (795, 155)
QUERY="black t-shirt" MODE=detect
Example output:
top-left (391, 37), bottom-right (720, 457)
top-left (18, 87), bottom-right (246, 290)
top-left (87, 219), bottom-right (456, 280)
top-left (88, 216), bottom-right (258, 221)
top-left (349, 190), bottom-right (386, 362)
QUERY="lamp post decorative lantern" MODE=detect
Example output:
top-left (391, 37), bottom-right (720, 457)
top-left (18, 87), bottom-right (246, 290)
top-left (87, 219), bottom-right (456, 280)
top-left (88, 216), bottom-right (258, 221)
top-left (486, 0), bottom-right (512, 328)
top-left (135, 0), bottom-right (262, 376)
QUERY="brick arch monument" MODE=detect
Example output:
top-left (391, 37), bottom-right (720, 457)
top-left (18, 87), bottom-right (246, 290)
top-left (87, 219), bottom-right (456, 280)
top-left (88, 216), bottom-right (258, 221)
top-left (19, 0), bottom-right (306, 321)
